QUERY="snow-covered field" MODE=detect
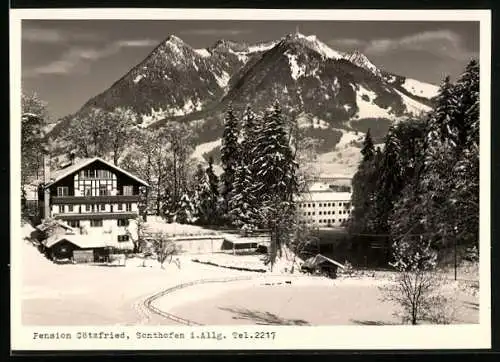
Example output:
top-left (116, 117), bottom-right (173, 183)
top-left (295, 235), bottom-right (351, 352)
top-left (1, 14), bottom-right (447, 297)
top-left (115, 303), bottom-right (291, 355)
top-left (191, 139), bottom-right (221, 162)
top-left (307, 129), bottom-right (364, 177)
top-left (402, 78), bottom-right (440, 99)
top-left (18, 223), bottom-right (478, 326)
top-left (355, 86), bottom-right (396, 120)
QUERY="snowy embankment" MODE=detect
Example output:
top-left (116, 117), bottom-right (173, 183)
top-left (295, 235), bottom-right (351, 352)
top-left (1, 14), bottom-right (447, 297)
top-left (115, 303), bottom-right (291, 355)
top-left (191, 139), bottom-right (221, 162)
top-left (144, 217), bottom-right (218, 236)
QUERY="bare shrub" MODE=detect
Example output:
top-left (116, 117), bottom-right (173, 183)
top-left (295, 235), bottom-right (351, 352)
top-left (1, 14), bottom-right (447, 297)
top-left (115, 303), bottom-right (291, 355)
top-left (380, 238), bottom-right (457, 325)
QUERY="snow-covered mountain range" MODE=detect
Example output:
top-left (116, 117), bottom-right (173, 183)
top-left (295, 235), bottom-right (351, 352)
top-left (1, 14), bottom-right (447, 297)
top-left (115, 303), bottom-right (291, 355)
top-left (48, 32), bottom-right (440, 175)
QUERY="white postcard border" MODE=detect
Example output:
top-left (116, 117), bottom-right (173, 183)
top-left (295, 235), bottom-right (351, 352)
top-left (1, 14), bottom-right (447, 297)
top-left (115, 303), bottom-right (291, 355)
top-left (10, 8), bottom-right (492, 351)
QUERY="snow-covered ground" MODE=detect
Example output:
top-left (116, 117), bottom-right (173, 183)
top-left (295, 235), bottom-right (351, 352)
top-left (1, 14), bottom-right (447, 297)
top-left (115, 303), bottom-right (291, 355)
top-left (191, 139), bottom-right (221, 162)
top-left (18, 222), bottom-right (478, 326)
top-left (394, 89), bottom-right (432, 116)
top-left (307, 129), bottom-right (364, 177)
top-left (144, 217), bottom-right (218, 236)
top-left (354, 86), bottom-right (396, 120)
top-left (402, 78), bottom-right (440, 99)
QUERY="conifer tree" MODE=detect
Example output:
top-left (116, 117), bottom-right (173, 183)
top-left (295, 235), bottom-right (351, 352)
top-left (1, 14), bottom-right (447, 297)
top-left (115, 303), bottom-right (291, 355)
top-left (361, 128), bottom-right (375, 162)
top-left (206, 157), bottom-right (221, 225)
top-left (176, 193), bottom-right (195, 224)
top-left (220, 105), bottom-right (240, 218)
top-left (252, 101), bottom-right (298, 268)
top-left (228, 106), bottom-right (260, 229)
top-left (349, 130), bottom-right (380, 233)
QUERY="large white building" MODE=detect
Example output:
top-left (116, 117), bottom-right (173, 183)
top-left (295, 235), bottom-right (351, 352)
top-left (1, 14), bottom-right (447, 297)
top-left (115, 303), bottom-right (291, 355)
top-left (297, 179), bottom-right (353, 228)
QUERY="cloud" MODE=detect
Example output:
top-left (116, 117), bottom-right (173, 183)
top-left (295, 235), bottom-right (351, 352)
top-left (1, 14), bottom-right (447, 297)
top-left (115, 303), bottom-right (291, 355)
top-left (179, 28), bottom-right (252, 36)
top-left (329, 30), bottom-right (477, 61)
top-left (24, 38), bottom-right (158, 77)
top-left (116, 39), bottom-right (159, 47)
top-left (327, 38), bottom-right (365, 48)
top-left (22, 27), bottom-right (101, 43)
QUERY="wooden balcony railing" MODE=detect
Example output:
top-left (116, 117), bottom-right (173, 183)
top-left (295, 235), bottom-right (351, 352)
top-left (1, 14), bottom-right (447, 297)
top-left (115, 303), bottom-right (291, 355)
top-left (51, 195), bottom-right (140, 204)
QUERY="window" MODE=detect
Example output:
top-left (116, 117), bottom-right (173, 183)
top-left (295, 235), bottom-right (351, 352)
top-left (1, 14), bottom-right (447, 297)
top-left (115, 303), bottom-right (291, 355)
top-left (118, 235), bottom-right (130, 242)
top-left (57, 186), bottom-right (69, 196)
top-left (68, 205), bottom-right (74, 212)
top-left (312, 212), bottom-right (315, 216)
top-left (90, 219), bottom-right (103, 227)
top-left (100, 204), bottom-right (106, 211)
top-left (84, 186), bottom-right (92, 196)
top-left (332, 203), bottom-right (336, 207)
top-left (307, 212), bottom-right (311, 216)
top-left (98, 170), bottom-right (113, 179)
top-left (307, 203), bottom-right (311, 208)
top-left (99, 185), bottom-right (109, 196)
top-left (67, 220), bottom-right (80, 228)
top-left (57, 205), bottom-right (65, 213)
top-left (319, 211), bottom-right (322, 215)
top-left (125, 203), bottom-right (132, 212)
top-left (319, 203), bottom-right (322, 207)
top-left (327, 203), bottom-right (331, 207)
top-left (117, 203), bottom-right (123, 211)
top-left (85, 204), bottom-right (91, 212)
top-left (312, 203), bottom-right (316, 207)
top-left (123, 186), bottom-right (134, 196)
top-left (332, 211), bottom-right (335, 214)
top-left (117, 219), bottom-right (130, 227)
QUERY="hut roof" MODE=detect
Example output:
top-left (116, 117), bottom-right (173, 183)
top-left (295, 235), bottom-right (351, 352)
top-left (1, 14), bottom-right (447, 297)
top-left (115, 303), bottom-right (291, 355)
top-left (43, 235), bottom-right (107, 249)
top-left (303, 254), bottom-right (345, 269)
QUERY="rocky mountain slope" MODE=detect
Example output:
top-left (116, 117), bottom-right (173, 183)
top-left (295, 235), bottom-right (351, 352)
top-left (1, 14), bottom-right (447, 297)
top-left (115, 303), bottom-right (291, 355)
top-left (48, 32), bottom-right (440, 175)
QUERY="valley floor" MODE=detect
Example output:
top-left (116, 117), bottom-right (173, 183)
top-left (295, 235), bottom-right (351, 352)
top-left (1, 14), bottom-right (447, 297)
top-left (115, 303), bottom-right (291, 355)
top-left (18, 224), bottom-right (479, 326)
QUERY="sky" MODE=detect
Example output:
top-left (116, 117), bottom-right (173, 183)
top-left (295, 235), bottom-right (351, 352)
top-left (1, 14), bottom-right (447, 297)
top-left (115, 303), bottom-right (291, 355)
top-left (21, 20), bottom-right (480, 120)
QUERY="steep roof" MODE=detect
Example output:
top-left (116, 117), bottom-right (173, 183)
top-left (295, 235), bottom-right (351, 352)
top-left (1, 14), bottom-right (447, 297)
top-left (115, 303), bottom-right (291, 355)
top-left (44, 157), bottom-right (149, 188)
top-left (297, 191), bottom-right (352, 202)
top-left (304, 254), bottom-right (345, 269)
top-left (43, 234), bottom-right (108, 249)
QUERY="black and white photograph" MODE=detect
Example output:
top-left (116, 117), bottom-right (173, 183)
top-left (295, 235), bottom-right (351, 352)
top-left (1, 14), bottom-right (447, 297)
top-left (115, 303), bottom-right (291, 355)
top-left (10, 8), bottom-right (491, 351)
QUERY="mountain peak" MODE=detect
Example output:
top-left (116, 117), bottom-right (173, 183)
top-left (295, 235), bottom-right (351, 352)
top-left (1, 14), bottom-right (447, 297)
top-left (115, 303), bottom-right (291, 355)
top-left (165, 34), bottom-right (184, 43)
top-left (281, 32), bottom-right (343, 60)
top-left (344, 50), bottom-right (382, 78)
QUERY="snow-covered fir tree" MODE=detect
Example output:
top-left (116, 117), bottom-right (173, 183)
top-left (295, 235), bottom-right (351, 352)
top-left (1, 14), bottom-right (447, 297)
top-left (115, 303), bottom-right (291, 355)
top-left (252, 102), bottom-right (298, 202)
top-left (176, 193), bottom-right (196, 224)
top-left (220, 105), bottom-right (240, 218)
top-left (194, 157), bottom-right (221, 225)
top-left (228, 106), bottom-right (261, 229)
top-left (251, 101), bottom-right (299, 268)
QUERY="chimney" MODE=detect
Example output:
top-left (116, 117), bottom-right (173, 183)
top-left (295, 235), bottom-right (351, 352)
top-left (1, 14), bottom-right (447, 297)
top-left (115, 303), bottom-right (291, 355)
top-left (42, 153), bottom-right (51, 220)
top-left (69, 151), bottom-right (76, 165)
top-left (43, 154), bottom-right (51, 184)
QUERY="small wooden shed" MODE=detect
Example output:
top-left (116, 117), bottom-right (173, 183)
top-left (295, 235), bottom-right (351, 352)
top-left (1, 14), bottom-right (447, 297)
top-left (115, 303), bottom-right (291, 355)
top-left (42, 235), bottom-right (107, 262)
top-left (301, 254), bottom-right (345, 279)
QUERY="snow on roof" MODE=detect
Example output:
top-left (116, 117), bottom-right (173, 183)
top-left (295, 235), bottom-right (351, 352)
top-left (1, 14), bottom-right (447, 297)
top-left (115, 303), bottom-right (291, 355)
top-left (43, 234), bottom-right (107, 249)
top-left (304, 254), bottom-right (345, 269)
top-left (36, 220), bottom-right (76, 233)
top-left (44, 157), bottom-right (150, 188)
top-left (297, 191), bottom-right (352, 202)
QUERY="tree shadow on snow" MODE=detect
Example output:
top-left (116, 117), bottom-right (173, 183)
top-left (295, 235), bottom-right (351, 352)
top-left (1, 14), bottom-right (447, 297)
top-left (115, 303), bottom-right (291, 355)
top-left (219, 307), bottom-right (310, 326)
top-left (350, 319), bottom-right (396, 326)
top-left (463, 301), bottom-right (479, 310)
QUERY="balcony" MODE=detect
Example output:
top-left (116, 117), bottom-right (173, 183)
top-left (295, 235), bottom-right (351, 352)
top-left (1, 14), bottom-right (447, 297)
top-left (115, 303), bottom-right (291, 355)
top-left (51, 195), bottom-right (140, 204)
top-left (54, 212), bottom-right (138, 220)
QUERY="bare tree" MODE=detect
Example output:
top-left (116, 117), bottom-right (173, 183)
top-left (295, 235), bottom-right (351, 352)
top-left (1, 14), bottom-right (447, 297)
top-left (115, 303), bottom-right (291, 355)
top-left (379, 238), bottom-right (456, 325)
